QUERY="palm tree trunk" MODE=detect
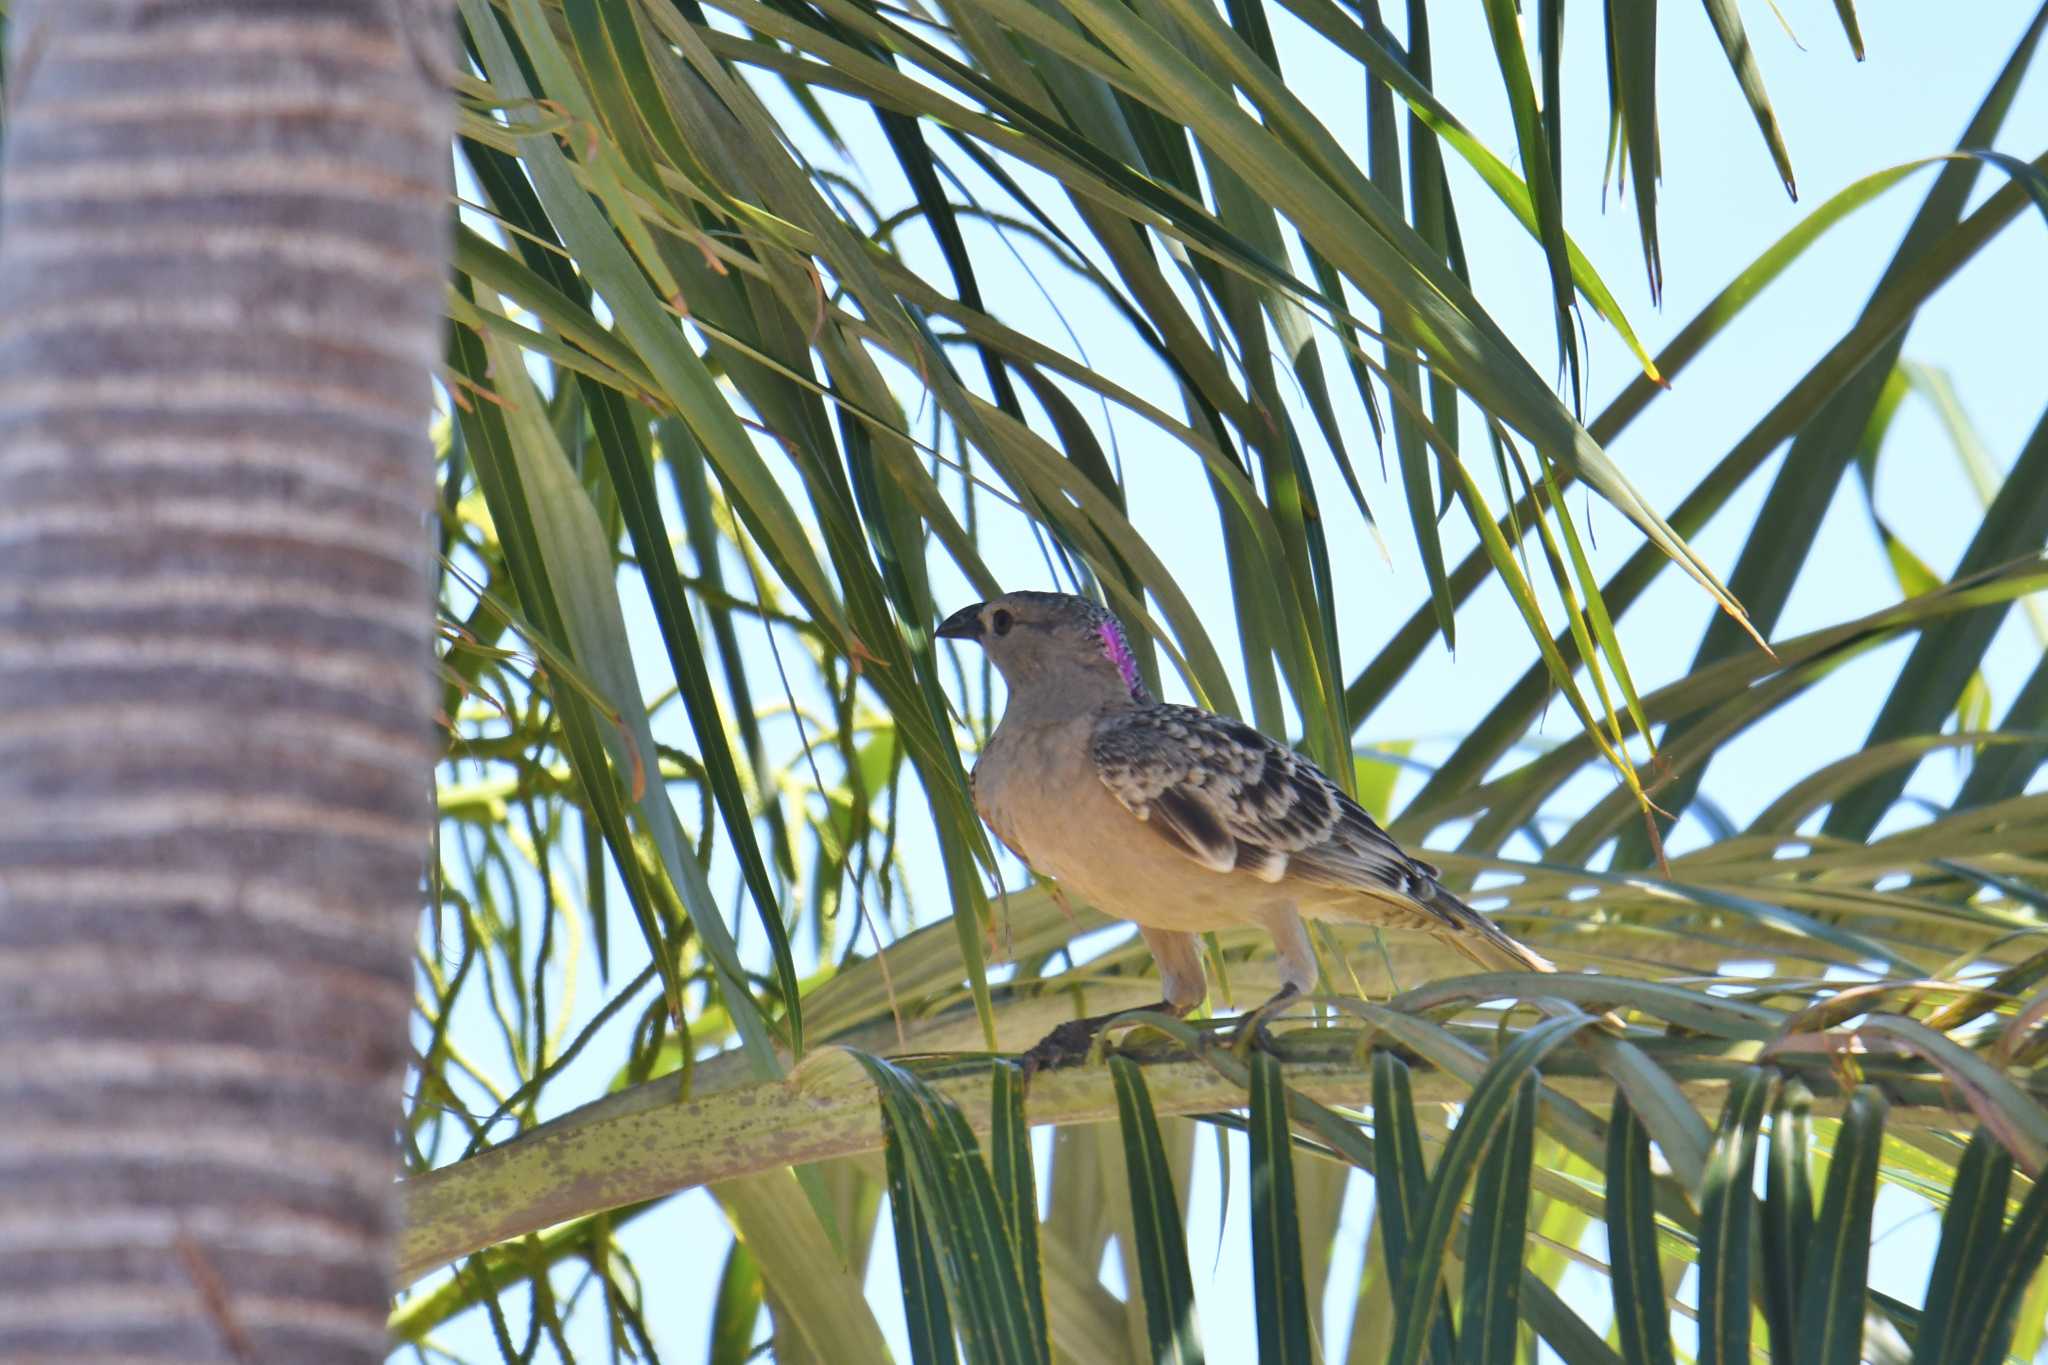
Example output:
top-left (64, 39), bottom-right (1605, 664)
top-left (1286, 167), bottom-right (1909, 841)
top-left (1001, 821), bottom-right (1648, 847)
top-left (0, 2), bottom-right (451, 1358)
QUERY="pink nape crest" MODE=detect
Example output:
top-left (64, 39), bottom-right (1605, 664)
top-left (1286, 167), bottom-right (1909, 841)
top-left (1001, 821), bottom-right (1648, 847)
top-left (1095, 619), bottom-right (1144, 698)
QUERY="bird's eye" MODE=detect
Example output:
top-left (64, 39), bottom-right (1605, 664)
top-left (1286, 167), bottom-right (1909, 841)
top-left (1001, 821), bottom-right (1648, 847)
top-left (990, 608), bottom-right (1013, 636)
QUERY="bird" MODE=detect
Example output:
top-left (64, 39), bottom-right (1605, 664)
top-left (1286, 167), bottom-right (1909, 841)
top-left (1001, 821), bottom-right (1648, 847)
top-left (936, 589), bottom-right (1576, 1071)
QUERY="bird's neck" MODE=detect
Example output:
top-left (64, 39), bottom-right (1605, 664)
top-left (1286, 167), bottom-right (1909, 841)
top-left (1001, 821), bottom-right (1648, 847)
top-left (993, 666), bottom-right (1138, 732)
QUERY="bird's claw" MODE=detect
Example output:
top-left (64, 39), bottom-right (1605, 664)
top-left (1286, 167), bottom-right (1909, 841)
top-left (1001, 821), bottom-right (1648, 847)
top-left (1210, 986), bottom-right (1302, 1058)
top-left (1219, 1011), bottom-right (1283, 1057)
top-left (1020, 1018), bottom-right (1103, 1078)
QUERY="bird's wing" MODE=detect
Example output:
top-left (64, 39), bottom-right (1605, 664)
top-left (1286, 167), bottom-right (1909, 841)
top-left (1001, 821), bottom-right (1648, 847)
top-left (1090, 704), bottom-right (1443, 905)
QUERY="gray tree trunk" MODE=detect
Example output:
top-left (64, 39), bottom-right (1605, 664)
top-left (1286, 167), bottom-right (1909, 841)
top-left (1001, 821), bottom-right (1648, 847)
top-left (0, 2), bottom-right (451, 1358)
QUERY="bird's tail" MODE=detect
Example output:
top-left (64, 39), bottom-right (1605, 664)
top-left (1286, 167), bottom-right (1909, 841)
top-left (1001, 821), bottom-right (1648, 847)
top-left (1419, 884), bottom-right (1557, 974)
top-left (1419, 882), bottom-right (1626, 1033)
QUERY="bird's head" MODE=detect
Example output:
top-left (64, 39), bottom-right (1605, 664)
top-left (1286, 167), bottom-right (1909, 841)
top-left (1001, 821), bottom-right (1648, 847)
top-left (935, 591), bottom-right (1149, 703)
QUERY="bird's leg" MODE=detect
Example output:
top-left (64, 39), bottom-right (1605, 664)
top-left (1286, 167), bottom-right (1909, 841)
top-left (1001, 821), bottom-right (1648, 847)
top-left (1221, 981), bottom-right (1303, 1054)
top-left (1023, 926), bottom-right (1209, 1075)
top-left (1021, 999), bottom-right (1193, 1076)
top-left (1221, 907), bottom-right (1316, 1053)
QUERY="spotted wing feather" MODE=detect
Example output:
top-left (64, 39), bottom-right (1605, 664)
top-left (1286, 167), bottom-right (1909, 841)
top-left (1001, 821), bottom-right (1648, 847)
top-left (1091, 704), bottom-right (1448, 911)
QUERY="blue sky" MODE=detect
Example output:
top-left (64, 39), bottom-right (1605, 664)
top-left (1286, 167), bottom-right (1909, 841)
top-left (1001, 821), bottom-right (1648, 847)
top-left (414, 4), bottom-right (2048, 1360)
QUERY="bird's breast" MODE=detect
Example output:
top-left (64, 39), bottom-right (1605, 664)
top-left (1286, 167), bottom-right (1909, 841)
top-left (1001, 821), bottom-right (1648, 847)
top-left (972, 713), bottom-right (1246, 930)
top-left (973, 715), bottom-right (1107, 883)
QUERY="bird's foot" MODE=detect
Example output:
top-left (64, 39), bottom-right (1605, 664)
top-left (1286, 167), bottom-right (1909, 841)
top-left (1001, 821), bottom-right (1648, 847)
top-left (1020, 1017), bottom-right (1107, 1078)
top-left (1217, 984), bottom-right (1304, 1056)
top-left (1219, 1013), bottom-right (1280, 1056)
top-left (1020, 999), bottom-right (1193, 1078)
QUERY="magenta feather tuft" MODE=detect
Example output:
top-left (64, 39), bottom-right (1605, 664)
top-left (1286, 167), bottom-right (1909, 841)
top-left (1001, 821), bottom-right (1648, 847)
top-left (1096, 619), bottom-right (1145, 699)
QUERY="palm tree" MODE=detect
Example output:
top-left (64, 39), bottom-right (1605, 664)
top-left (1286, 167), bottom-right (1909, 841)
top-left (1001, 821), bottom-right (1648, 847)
top-left (398, 0), bottom-right (2045, 1359)
top-left (0, 1), bottom-right (454, 1359)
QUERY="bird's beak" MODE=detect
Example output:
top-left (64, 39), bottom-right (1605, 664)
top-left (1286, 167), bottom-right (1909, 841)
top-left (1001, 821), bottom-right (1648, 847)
top-left (935, 603), bottom-right (986, 641)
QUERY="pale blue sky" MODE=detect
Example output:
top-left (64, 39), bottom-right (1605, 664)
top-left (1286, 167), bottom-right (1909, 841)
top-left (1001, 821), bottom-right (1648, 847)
top-left (414, 5), bottom-right (2048, 1360)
